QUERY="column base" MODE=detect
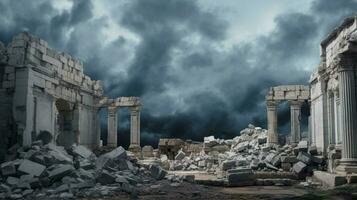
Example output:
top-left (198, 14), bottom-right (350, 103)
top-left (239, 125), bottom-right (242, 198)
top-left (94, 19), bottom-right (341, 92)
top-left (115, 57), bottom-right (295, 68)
top-left (128, 144), bottom-right (141, 152)
top-left (336, 160), bottom-right (357, 174)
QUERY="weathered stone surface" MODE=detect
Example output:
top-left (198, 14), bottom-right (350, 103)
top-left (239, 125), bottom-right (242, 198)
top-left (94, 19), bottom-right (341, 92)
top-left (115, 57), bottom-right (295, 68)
top-left (149, 165), bottom-right (167, 180)
top-left (175, 150), bottom-right (185, 160)
top-left (227, 168), bottom-right (255, 186)
top-left (313, 171), bottom-right (347, 187)
top-left (1, 161), bottom-right (17, 176)
top-left (96, 170), bottom-right (116, 185)
top-left (18, 159), bottom-right (46, 176)
top-left (69, 145), bottom-right (94, 159)
top-left (221, 160), bottom-right (236, 171)
top-left (47, 164), bottom-right (74, 181)
top-left (293, 161), bottom-right (307, 178)
top-left (280, 156), bottom-right (298, 163)
top-left (297, 152), bottom-right (312, 165)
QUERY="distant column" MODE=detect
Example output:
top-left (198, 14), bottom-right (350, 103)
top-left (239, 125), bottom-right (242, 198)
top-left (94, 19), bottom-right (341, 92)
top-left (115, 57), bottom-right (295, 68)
top-left (130, 106), bottom-right (141, 147)
top-left (336, 64), bottom-right (357, 173)
top-left (107, 106), bottom-right (117, 147)
top-left (290, 100), bottom-right (303, 144)
top-left (267, 101), bottom-right (278, 144)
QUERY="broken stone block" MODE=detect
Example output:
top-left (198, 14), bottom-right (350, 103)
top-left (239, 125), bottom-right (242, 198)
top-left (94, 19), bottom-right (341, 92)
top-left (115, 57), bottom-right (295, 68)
top-left (227, 168), bottom-right (255, 186)
top-left (297, 152), bottom-right (312, 165)
top-left (271, 154), bottom-right (281, 167)
top-left (293, 161), bottom-right (307, 178)
top-left (280, 156), bottom-right (298, 163)
top-left (48, 164), bottom-right (74, 182)
top-left (308, 145), bottom-right (318, 155)
top-left (149, 165), bottom-right (167, 180)
top-left (115, 175), bottom-right (129, 184)
top-left (96, 146), bottom-right (127, 169)
top-left (6, 176), bottom-right (19, 187)
top-left (142, 145), bottom-right (154, 157)
top-left (22, 189), bottom-right (33, 196)
top-left (18, 159), bottom-right (46, 176)
top-left (96, 170), bottom-right (116, 185)
top-left (311, 155), bottom-right (323, 164)
top-left (297, 141), bottom-right (308, 152)
top-left (175, 150), bottom-right (185, 160)
top-left (0, 184), bottom-right (10, 193)
top-left (46, 144), bottom-right (73, 164)
top-left (1, 161), bottom-right (17, 176)
top-left (221, 160), bottom-right (236, 171)
top-left (258, 136), bottom-right (267, 144)
top-left (19, 175), bottom-right (40, 189)
top-left (281, 163), bottom-right (292, 171)
top-left (264, 153), bottom-right (276, 163)
top-left (69, 145), bottom-right (94, 159)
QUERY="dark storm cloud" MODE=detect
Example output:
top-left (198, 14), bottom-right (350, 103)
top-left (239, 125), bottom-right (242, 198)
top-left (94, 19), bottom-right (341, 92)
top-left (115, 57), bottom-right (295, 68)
top-left (1, 0), bottom-right (357, 148)
top-left (113, 0), bottom-right (228, 97)
top-left (0, 0), bottom-right (93, 49)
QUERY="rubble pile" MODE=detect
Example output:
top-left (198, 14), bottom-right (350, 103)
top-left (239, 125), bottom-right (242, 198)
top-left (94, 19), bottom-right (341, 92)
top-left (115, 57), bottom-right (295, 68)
top-left (165, 124), bottom-right (326, 186)
top-left (0, 141), bottom-right (167, 199)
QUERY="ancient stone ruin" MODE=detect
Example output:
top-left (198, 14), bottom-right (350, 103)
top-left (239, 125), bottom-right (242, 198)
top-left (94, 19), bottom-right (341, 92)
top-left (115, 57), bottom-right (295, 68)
top-left (0, 33), bottom-right (143, 164)
top-left (0, 15), bottom-right (357, 200)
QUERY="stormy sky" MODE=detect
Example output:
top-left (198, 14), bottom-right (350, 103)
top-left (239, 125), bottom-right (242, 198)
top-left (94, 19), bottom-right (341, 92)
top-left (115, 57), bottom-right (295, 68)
top-left (1, 0), bottom-right (357, 148)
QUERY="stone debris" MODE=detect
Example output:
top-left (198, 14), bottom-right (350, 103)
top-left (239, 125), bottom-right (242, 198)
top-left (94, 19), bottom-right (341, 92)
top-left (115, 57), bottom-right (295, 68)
top-left (158, 124), bottom-right (326, 186)
top-left (0, 142), bottom-right (167, 199)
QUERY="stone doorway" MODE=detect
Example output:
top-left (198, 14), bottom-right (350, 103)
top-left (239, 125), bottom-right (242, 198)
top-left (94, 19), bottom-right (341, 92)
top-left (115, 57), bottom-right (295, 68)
top-left (55, 99), bottom-right (75, 147)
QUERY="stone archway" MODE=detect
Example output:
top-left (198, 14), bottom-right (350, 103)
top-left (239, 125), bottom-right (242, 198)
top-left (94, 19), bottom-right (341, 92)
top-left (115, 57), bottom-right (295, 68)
top-left (55, 98), bottom-right (75, 147)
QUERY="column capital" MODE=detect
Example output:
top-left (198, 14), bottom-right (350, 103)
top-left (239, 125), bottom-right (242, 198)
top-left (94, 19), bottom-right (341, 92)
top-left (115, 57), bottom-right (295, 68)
top-left (130, 106), bottom-right (141, 112)
top-left (266, 100), bottom-right (278, 107)
top-left (289, 100), bottom-right (304, 107)
top-left (333, 53), bottom-right (357, 71)
top-left (107, 106), bottom-right (117, 113)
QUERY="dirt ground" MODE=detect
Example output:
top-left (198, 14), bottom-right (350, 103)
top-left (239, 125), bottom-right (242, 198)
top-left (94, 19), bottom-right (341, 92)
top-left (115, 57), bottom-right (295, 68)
top-left (80, 171), bottom-right (357, 200)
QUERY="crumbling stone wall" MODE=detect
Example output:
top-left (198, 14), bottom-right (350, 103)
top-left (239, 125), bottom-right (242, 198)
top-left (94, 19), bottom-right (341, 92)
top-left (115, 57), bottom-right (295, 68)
top-left (0, 32), bottom-right (104, 151)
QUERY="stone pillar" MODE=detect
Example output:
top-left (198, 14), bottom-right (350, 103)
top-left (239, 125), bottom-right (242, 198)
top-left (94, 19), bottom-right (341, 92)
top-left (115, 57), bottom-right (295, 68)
top-left (336, 66), bottom-right (357, 173)
top-left (129, 106), bottom-right (141, 147)
top-left (267, 101), bottom-right (278, 144)
top-left (290, 101), bottom-right (303, 144)
top-left (107, 106), bottom-right (117, 147)
top-left (327, 91), bottom-right (336, 145)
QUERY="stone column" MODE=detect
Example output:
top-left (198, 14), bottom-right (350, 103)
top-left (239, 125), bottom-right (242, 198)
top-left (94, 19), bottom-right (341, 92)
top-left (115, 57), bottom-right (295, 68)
top-left (336, 65), bottom-right (357, 173)
top-left (327, 91), bottom-right (336, 145)
top-left (129, 106), bottom-right (141, 147)
top-left (267, 101), bottom-right (278, 144)
top-left (290, 101), bottom-right (303, 144)
top-left (334, 93), bottom-right (342, 144)
top-left (107, 106), bottom-right (117, 147)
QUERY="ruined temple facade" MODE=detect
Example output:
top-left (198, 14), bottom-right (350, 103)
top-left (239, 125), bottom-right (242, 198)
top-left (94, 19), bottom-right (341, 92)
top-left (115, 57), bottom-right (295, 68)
top-left (266, 85), bottom-right (310, 145)
top-left (266, 17), bottom-right (357, 174)
top-left (0, 33), bottom-right (141, 161)
top-left (310, 17), bottom-right (357, 173)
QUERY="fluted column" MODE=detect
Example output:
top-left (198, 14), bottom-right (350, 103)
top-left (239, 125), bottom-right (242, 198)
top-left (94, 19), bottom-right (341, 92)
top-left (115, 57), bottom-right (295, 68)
top-left (107, 106), bottom-right (117, 147)
top-left (130, 106), bottom-right (141, 147)
top-left (336, 65), bottom-right (357, 173)
top-left (267, 101), bottom-right (278, 144)
top-left (327, 91), bottom-right (336, 145)
top-left (290, 100), bottom-right (303, 144)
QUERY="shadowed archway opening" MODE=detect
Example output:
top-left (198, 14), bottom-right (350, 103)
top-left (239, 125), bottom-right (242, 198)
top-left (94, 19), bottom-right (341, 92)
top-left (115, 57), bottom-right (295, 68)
top-left (55, 98), bottom-right (75, 147)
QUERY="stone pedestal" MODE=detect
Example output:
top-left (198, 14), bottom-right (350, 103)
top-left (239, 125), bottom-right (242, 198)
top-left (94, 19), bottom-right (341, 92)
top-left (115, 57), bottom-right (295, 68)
top-left (290, 101), bottom-right (303, 144)
top-left (336, 67), bottom-right (357, 173)
top-left (130, 106), bottom-right (141, 147)
top-left (267, 101), bottom-right (278, 144)
top-left (107, 106), bottom-right (117, 147)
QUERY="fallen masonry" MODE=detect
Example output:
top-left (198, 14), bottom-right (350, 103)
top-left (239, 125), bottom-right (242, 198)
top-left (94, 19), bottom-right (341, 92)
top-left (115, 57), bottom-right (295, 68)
top-left (151, 124), bottom-right (329, 187)
top-left (0, 141), bottom-right (171, 199)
